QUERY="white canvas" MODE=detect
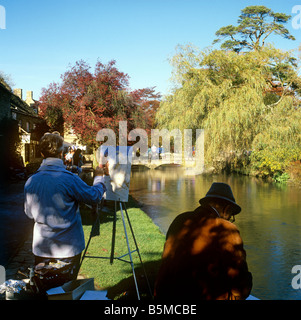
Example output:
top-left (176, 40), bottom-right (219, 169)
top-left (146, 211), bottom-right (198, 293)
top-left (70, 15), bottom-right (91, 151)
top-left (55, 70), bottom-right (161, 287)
top-left (99, 146), bottom-right (132, 202)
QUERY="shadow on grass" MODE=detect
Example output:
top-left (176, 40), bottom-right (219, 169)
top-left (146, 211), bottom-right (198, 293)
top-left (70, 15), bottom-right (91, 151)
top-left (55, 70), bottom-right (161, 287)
top-left (79, 189), bottom-right (165, 301)
top-left (106, 258), bottom-right (162, 301)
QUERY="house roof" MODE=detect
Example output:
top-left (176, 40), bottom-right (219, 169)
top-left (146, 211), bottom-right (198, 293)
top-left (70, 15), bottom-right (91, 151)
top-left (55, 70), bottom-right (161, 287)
top-left (0, 81), bottom-right (11, 95)
top-left (11, 95), bottom-right (39, 118)
top-left (10, 89), bottom-right (39, 119)
top-left (1, 81), bottom-right (39, 119)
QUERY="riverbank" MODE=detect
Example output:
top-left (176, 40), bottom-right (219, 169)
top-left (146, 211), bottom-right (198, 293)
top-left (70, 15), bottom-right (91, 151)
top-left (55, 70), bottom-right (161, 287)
top-left (210, 157), bottom-right (301, 187)
top-left (0, 180), bottom-right (33, 268)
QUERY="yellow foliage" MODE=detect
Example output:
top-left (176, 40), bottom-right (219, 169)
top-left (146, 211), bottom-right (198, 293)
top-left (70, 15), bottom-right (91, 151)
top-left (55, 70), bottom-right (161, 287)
top-left (156, 45), bottom-right (301, 180)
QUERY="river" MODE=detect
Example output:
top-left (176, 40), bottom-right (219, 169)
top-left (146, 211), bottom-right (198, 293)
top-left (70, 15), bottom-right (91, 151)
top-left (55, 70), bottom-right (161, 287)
top-left (129, 166), bottom-right (301, 300)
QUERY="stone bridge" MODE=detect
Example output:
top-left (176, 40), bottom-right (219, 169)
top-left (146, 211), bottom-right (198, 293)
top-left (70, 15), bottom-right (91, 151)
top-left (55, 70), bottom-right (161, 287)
top-left (131, 153), bottom-right (203, 170)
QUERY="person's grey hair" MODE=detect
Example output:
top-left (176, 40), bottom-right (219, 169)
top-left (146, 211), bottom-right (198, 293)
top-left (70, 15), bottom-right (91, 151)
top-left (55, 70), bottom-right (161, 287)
top-left (39, 133), bottom-right (64, 159)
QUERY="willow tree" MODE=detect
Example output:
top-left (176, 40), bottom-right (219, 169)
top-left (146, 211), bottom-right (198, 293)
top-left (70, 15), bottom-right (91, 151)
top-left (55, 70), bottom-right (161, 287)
top-left (156, 44), bottom-right (301, 174)
top-left (250, 96), bottom-right (301, 179)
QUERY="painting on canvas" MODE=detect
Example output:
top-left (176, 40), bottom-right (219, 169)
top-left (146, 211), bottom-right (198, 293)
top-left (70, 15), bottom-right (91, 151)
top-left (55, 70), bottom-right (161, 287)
top-left (97, 146), bottom-right (132, 202)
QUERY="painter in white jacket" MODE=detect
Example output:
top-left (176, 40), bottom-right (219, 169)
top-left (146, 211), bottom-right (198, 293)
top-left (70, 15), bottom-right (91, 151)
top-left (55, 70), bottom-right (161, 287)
top-left (24, 133), bottom-right (108, 290)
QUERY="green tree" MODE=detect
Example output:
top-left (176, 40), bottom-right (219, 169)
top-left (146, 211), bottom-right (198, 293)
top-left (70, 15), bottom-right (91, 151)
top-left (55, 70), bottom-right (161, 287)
top-left (156, 44), bottom-right (301, 178)
top-left (213, 6), bottom-right (295, 52)
top-left (251, 96), bottom-right (301, 179)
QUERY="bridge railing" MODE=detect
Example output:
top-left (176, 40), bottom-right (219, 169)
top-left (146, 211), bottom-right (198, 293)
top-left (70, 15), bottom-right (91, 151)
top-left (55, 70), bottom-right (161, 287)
top-left (131, 152), bottom-right (203, 169)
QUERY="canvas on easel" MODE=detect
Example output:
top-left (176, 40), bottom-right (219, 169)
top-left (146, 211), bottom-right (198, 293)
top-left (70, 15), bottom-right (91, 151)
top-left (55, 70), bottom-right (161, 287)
top-left (97, 146), bottom-right (133, 202)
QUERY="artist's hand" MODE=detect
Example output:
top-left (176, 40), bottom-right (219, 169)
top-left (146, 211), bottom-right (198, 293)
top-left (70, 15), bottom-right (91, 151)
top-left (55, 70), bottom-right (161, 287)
top-left (94, 166), bottom-right (104, 177)
top-left (94, 162), bottom-right (110, 176)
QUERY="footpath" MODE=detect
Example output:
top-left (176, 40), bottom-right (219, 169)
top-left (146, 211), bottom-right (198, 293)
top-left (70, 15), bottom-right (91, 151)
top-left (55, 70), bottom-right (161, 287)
top-left (4, 234), bottom-right (34, 280)
top-left (0, 180), bottom-right (34, 280)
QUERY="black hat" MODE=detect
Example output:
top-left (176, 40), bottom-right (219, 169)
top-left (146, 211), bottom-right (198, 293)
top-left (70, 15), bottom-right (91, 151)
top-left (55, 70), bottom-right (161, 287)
top-left (199, 182), bottom-right (241, 215)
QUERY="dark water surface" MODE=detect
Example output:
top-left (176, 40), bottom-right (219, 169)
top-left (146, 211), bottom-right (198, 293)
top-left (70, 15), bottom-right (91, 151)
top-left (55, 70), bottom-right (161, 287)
top-left (129, 166), bottom-right (301, 300)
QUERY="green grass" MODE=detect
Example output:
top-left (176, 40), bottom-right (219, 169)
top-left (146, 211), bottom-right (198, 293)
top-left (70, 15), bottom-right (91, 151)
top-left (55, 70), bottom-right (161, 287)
top-left (78, 196), bottom-right (166, 300)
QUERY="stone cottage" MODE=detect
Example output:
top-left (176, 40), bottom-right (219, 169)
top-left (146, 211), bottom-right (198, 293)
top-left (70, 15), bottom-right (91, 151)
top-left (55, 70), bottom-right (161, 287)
top-left (0, 83), bottom-right (43, 163)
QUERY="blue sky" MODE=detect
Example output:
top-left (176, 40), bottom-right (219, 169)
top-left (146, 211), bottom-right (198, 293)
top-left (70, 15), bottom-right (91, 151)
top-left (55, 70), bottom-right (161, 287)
top-left (0, 0), bottom-right (301, 100)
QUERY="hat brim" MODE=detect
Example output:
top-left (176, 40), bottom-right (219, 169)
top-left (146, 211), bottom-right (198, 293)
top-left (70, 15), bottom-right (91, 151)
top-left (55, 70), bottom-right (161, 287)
top-left (199, 196), bottom-right (241, 215)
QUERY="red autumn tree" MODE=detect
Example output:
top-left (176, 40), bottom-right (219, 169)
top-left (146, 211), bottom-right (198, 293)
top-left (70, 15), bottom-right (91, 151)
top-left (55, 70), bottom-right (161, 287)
top-left (39, 82), bottom-right (65, 134)
top-left (39, 60), bottom-right (161, 146)
top-left (130, 87), bottom-right (161, 133)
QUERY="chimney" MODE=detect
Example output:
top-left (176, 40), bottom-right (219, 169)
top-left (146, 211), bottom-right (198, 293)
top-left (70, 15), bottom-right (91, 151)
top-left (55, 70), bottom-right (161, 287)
top-left (26, 90), bottom-right (35, 106)
top-left (13, 88), bottom-right (23, 100)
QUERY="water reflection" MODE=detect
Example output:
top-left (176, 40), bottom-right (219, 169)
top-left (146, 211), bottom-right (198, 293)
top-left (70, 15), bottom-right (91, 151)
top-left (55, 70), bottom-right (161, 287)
top-left (130, 166), bottom-right (301, 300)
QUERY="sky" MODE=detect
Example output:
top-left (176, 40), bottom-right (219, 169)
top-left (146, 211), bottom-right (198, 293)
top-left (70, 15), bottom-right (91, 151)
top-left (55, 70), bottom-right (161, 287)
top-left (0, 0), bottom-right (301, 101)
